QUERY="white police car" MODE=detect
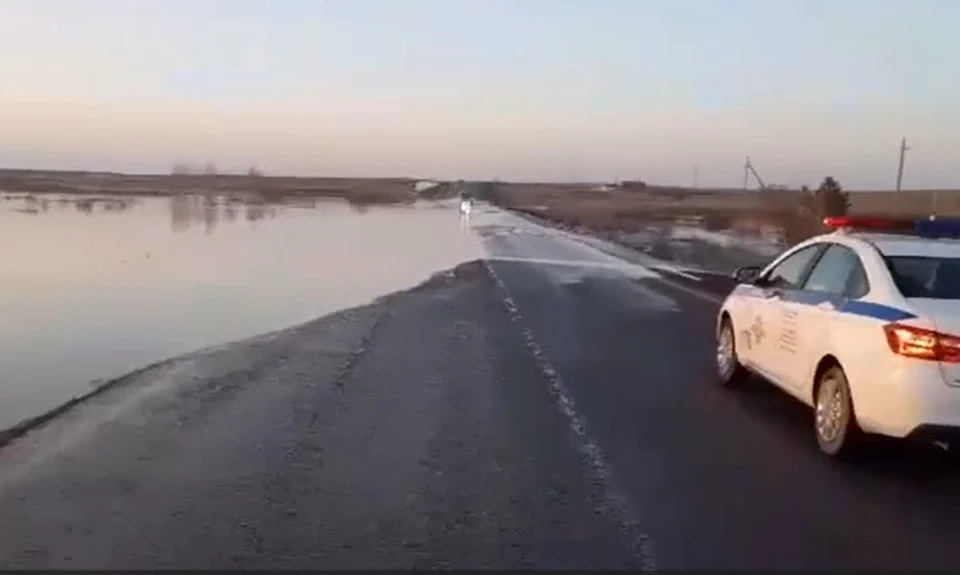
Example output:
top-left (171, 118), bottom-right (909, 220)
top-left (716, 216), bottom-right (960, 457)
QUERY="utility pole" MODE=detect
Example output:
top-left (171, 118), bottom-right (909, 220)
top-left (743, 156), bottom-right (767, 190)
top-left (895, 137), bottom-right (910, 193)
top-left (693, 165), bottom-right (699, 189)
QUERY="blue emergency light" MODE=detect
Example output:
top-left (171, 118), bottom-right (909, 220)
top-left (914, 217), bottom-right (960, 238)
top-left (822, 216), bottom-right (960, 238)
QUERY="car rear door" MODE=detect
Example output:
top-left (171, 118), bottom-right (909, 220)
top-left (792, 243), bottom-right (868, 394)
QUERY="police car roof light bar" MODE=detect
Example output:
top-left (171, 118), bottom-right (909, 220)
top-left (914, 217), bottom-right (960, 238)
top-left (822, 216), bottom-right (914, 231)
top-left (822, 215), bottom-right (960, 238)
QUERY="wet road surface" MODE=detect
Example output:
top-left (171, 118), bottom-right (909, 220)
top-left (2, 205), bottom-right (960, 569)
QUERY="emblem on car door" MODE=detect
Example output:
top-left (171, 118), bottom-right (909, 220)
top-left (749, 314), bottom-right (766, 344)
top-left (741, 329), bottom-right (753, 350)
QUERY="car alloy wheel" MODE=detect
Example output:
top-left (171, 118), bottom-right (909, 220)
top-left (717, 323), bottom-right (736, 380)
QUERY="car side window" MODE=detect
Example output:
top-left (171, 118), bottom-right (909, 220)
top-left (844, 259), bottom-right (870, 298)
top-left (764, 245), bottom-right (823, 290)
top-left (802, 244), bottom-right (867, 296)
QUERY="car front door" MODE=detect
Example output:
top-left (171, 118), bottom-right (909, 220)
top-left (752, 243), bottom-right (825, 389)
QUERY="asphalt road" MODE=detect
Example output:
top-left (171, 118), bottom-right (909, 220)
top-left (2, 206), bottom-right (960, 569)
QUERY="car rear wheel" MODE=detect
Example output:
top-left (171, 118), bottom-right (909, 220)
top-left (814, 365), bottom-right (862, 457)
top-left (716, 318), bottom-right (747, 387)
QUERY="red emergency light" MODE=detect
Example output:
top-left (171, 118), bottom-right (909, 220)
top-left (822, 216), bottom-right (915, 232)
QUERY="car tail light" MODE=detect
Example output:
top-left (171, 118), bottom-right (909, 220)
top-left (883, 323), bottom-right (960, 363)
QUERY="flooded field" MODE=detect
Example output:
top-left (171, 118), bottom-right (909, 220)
top-left (0, 193), bottom-right (485, 431)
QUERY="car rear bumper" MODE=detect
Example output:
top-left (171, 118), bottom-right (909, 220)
top-left (853, 363), bottom-right (960, 439)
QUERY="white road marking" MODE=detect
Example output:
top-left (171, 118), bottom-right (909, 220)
top-left (654, 274), bottom-right (725, 305)
top-left (643, 265), bottom-right (702, 282)
top-left (482, 260), bottom-right (657, 570)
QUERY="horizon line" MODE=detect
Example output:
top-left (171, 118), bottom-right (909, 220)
top-left (0, 165), bottom-right (954, 193)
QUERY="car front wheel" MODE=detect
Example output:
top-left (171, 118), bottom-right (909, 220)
top-left (716, 318), bottom-right (747, 387)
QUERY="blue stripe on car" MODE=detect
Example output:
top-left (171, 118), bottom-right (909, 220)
top-left (837, 300), bottom-right (917, 321)
top-left (731, 285), bottom-right (916, 321)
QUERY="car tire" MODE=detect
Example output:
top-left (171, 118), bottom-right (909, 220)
top-left (814, 365), bottom-right (862, 457)
top-left (716, 318), bottom-right (747, 387)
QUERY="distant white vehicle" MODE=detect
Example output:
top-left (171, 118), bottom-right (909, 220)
top-left (459, 197), bottom-right (473, 215)
top-left (716, 215), bottom-right (960, 457)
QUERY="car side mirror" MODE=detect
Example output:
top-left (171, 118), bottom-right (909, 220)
top-left (733, 265), bottom-right (762, 285)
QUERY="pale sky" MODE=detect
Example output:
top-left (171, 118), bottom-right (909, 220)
top-left (0, 0), bottom-right (956, 188)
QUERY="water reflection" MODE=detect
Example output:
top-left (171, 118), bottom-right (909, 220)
top-left (203, 195), bottom-right (219, 235)
top-left (76, 199), bottom-right (95, 214)
top-left (0, 194), bottom-right (486, 431)
top-left (223, 199), bottom-right (239, 223)
top-left (0, 191), bottom-right (287, 233)
top-left (0, 192), bottom-right (136, 215)
top-left (246, 202), bottom-right (266, 223)
top-left (169, 194), bottom-right (192, 233)
top-left (167, 193), bottom-right (279, 233)
top-left (102, 198), bottom-right (133, 213)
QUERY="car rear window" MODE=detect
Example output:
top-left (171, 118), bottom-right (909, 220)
top-left (885, 256), bottom-right (960, 299)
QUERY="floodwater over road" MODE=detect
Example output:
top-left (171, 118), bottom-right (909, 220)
top-left (0, 193), bottom-right (485, 431)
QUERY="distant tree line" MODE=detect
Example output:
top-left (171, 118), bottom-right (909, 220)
top-left (798, 176), bottom-right (849, 218)
top-left (760, 176), bottom-right (850, 244)
top-left (618, 180), bottom-right (647, 192)
top-left (170, 162), bottom-right (264, 177)
top-left (473, 180), bottom-right (504, 203)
